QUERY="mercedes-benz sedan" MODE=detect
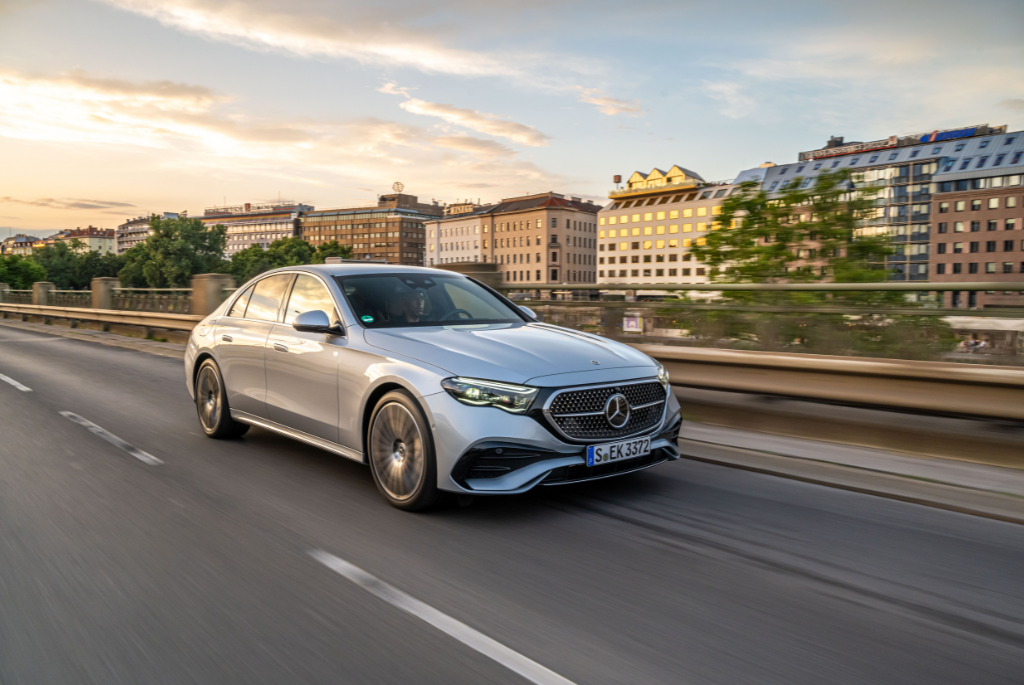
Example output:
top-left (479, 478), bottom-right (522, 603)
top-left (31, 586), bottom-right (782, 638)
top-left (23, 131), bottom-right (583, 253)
top-left (185, 264), bottom-right (681, 510)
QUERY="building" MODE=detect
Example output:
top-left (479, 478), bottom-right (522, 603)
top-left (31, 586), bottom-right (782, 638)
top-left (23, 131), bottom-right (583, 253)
top-left (50, 226), bottom-right (117, 254)
top-left (426, 192), bottom-right (601, 285)
top-left (0, 234), bottom-right (40, 255)
top-left (751, 123), bottom-right (1024, 308)
top-left (117, 213), bottom-right (179, 254)
top-left (597, 166), bottom-right (735, 286)
top-left (201, 201), bottom-right (312, 257)
top-left (299, 192), bottom-right (440, 266)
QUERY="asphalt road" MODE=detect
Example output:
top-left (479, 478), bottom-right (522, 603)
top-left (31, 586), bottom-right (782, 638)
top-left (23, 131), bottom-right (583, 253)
top-left (1, 324), bottom-right (1023, 685)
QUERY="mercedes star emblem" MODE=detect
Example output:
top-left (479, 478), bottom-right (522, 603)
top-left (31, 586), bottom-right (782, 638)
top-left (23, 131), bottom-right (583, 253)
top-left (603, 393), bottom-right (630, 429)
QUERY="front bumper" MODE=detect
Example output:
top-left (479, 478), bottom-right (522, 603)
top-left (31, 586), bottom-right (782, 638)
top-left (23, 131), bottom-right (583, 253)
top-left (421, 386), bottom-right (682, 495)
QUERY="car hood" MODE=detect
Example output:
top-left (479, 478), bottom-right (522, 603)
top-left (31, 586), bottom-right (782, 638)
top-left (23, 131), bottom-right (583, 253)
top-left (362, 323), bottom-right (656, 386)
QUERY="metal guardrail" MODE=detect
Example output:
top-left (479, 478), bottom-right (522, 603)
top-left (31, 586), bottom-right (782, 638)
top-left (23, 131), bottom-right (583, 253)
top-left (1, 301), bottom-right (1022, 420)
top-left (495, 282), bottom-right (1024, 292)
top-left (0, 303), bottom-right (201, 330)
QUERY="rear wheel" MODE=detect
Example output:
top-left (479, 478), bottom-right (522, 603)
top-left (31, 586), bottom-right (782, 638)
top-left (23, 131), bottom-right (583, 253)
top-left (195, 359), bottom-right (249, 439)
top-left (368, 390), bottom-right (440, 511)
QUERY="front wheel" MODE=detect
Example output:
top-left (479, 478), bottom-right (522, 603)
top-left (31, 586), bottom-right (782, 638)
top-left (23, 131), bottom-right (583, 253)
top-left (195, 359), bottom-right (249, 439)
top-left (368, 390), bottom-right (441, 511)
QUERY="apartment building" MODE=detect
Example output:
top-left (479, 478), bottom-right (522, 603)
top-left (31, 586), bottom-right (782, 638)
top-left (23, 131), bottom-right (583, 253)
top-left (597, 166), bottom-right (734, 286)
top-left (51, 226), bottom-right (116, 254)
top-left (426, 192), bottom-right (601, 285)
top-left (201, 201), bottom-right (312, 257)
top-left (299, 192), bottom-right (439, 266)
top-left (116, 212), bottom-right (179, 254)
top-left (0, 234), bottom-right (39, 255)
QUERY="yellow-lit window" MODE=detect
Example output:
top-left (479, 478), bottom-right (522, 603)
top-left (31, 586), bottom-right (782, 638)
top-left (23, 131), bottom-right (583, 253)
top-left (656, 226), bottom-right (665, 235)
top-left (631, 227), bottom-right (640, 236)
top-left (537, 219), bottom-right (542, 228)
top-left (669, 210), bottom-right (679, 219)
top-left (696, 237), bottom-right (707, 246)
top-left (609, 216), bottom-right (617, 225)
top-left (429, 244), bottom-right (435, 251)
top-left (619, 242), bottom-right (628, 251)
top-left (668, 239), bottom-right (678, 248)
top-left (697, 207), bottom-right (708, 216)
top-left (697, 222), bottom-right (707, 232)
top-left (669, 225), bottom-right (679, 233)
top-left (656, 240), bottom-right (665, 249)
top-left (643, 227), bottom-right (653, 235)
top-left (731, 219), bottom-right (740, 228)
top-left (711, 206), bottom-right (723, 215)
top-left (631, 214), bottom-right (640, 222)
top-left (643, 240), bottom-right (653, 249)
top-left (711, 221), bottom-right (721, 231)
top-left (484, 239), bottom-right (489, 247)
top-left (644, 212), bottom-right (653, 221)
top-left (682, 238), bottom-right (693, 247)
top-left (683, 208), bottom-right (693, 218)
top-left (599, 217), bottom-right (606, 226)
top-left (656, 211), bottom-right (665, 220)
top-left (599, 230), bottom-right (605, 238)
top-left (429, 230), bottom-right (435, 238)
top-left (683, 224), bottom-right (693, 233)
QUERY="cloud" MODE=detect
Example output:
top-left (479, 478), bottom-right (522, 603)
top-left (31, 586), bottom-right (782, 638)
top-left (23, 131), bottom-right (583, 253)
top-left (433, 135), bottom-right (515, 159)
top-left (702, 81), bottom-right (755, 119)
top-left (575, 88), bottom-right (642, 117)
top-left (378, 84), bottom-right (550, 146)
top-left (0, 196), bottom-right (135, 210)
top-left (98, 0), bottom-right (532, 79)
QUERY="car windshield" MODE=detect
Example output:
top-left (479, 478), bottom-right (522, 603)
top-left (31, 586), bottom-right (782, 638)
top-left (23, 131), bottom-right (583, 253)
top-left (336, 273), bottom-right (524, 328)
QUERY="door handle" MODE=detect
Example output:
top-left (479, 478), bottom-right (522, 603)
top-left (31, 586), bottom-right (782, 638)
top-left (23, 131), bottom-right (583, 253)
top-left (273, 343), bottom-right (289, 353)
top-left (221, 335), bottom-right (233, 342)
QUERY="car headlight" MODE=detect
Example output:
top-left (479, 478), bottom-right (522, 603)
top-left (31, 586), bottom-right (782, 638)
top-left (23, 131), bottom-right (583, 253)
top-left (657, 363), bottom-right (670, 388)
top-left (440, 377), bottom-right (539, 414)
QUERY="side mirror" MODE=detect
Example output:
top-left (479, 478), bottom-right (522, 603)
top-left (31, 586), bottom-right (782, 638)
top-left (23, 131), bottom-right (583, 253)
top-left (519, 305), bottom-right (537, 320)
top-left (293, 310), bottom-right (343, 335)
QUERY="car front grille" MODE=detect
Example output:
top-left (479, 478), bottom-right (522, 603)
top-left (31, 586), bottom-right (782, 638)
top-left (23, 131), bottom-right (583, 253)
top-left (544, 380), bottom-right (667, 442)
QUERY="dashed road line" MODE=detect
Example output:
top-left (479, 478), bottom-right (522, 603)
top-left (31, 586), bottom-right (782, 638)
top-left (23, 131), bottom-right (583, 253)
top-left (0, 372), bottom-right (32, 392)
top-left (59, 411), bottom-right (163, 465)
top-left (309, 550), bottom-right (577, 685)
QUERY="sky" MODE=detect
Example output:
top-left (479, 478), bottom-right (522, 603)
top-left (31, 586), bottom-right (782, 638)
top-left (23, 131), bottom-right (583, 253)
top-left (1, 0), bottom-right (1023, 237)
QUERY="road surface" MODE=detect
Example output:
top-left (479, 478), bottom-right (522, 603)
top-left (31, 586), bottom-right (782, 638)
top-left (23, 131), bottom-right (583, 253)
top-left (1, 324), bottom-right (1022, 684)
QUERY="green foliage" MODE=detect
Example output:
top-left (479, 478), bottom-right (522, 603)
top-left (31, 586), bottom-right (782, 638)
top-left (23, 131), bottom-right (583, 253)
top-left (690, 169), bottom-right (896, 305)
top-left (26, 239), bottom-right (126, 289)
top-left (226, 237), bottom-right (353, 283)
top-left (119, 215), bottom-right (227, 287)
top-left (0, 254), bottom-right (47, 289)
top-left (312, 241), bottom-right (354, 263)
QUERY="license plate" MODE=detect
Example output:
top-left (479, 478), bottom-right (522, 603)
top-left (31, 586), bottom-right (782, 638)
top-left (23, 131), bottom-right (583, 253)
top-left (587, 437), bottom-right (651, 466)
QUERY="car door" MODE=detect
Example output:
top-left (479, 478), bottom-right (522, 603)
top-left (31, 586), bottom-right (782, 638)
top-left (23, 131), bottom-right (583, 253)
top-left (264, 273), bottom-right (343, 442)
top-left (216, 273), bottom-right (293, 418)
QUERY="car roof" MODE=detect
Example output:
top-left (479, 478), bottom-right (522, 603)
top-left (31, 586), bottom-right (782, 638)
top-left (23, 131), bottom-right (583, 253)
top-left (262, 263), bottom-right (465, 279)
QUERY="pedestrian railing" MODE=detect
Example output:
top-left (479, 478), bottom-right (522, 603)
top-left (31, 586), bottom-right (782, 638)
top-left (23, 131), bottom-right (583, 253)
top-left (0, 289), bottom-right (33, 305)
top-left (47, 290), bottom-right (92, 308)
top-left (112, 287), bottom-right (193, 314)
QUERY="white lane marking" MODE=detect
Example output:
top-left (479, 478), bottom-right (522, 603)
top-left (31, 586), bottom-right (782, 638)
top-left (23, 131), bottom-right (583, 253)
top-left (0, 372), bottom-right (31, 392)
top-left (59, 411), bottom-right (163, 466)
top-left (310, 550), bottom-right (577, 685)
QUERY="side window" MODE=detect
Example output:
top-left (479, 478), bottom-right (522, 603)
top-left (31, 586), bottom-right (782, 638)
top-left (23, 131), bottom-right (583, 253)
top-left (284, 275), bottom-right (338, 324)
top-left (228, 285), bottom-right (254, 318)
top-left (245, 274), bottom-right (293, 322)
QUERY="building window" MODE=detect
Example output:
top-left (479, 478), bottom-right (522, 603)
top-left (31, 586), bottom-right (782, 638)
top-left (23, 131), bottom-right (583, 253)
top-left (813, 163), bottom-right (822, 170)
top-left (988, 220), bottom-right (998, 231)
top-left (971, 221), bottom-right (981, 232)
top-left (969, 263), bottom-right (978, 274)
top-left (889, 152), bottom-right (898, 160)
top-left (954, 222), bottom-right (964, 233)
top-left (669, 254), bottom-right (678, 261)
top-left (768, 181), bottom-right (778, 191)
top-left (598, 270), bottom-right (604, 278)
top-left (937, 243), bottom-right (946, 254)
top-left (938, 222), bottom-right (948, 233)
top-left (970, 241), bottom-right (980, 253)
top-left (1006, 241), bottom-right (1015, 252)
top-left (1008, 198), bottom-right (1017, 209)
top-left (831, 161), bottom-right (840, 168)
top-left (976, 157), bottom-right (989, 168)
top-left (696, 268), bottom-right (706, 276)
top-left (1004, 262), bottom-right (1014, 274)
top-left (850, 157), bottom-right (860, 164)
top-left (994, 154), bottom-right (1006, 166)
top-left (955, 201), bottom-right (965, 211)
top-left (986, 262), bottom-right (996, 273)
top-left (980, 140), bottom-right (990, 148)
top-left (932, 146), bottom-right (942, 154)
top-left (959, 159), bottom-right (971, 170)
top-left (1008, 219), bottom-right (1017, 230)
top-left (909, 150), bottom-right (919, 158)
top-left (1005, 137), bottom-right (1016, 145)
top-left (955, 143), bottom-right (965, 151)
top-left (1012, 152), bottom-right (1024, 165)
top-left (953, 263), bottom-right (962, 274)
top-left (972, 200), bottom-right (981, 211)
top-left (987, 241), bottom-right (997, 252)
top-left (988, 198), bottom-right (999, 209)
top-left (953, 242), bottom-right (963, 253)
top-left (939, 202), bottom-right (949, 213)
top-left (550, 218), bottom-right (557, 228)
top-left (936, 263), bottom-right (946, 275)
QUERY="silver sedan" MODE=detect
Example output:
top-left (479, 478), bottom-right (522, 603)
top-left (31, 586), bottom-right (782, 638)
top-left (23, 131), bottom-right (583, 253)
top-left (185, 264), bottom-right (681, 510)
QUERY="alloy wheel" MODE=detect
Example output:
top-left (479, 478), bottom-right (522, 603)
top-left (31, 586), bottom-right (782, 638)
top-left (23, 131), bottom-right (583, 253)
top-left (196, 365), bottom-right (222, 432)
top-left (370, 402), bottom-right (425, 502)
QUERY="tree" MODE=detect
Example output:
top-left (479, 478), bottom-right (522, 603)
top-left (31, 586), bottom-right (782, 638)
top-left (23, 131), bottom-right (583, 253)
top-left (226, 237), bottom-right (352, 283)
top-left (29, 240), bottom-right (84, 289)
top-left (119, 214), bottom-right (227, 287)
top-left (690, 169), bottom-right (894, 304)
top-left (312, 241), bottom-right (354, 263)
top-left (74, 250), bottom-right (125, 289)
top-left (0, 254), bottom-right (47, 290)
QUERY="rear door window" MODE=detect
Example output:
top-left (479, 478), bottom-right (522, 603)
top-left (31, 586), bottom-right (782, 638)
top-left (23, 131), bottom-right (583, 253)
top-left (227, 285), bottom-right (254, 318)
top-left (245, 274), bottom-right (293, 322)
top-left (283, 275), bottom-right (338, 324)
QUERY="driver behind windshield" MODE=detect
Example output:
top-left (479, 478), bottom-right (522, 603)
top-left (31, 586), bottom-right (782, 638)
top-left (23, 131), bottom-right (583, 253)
top-left (389, 289), bottom-right (427, 324)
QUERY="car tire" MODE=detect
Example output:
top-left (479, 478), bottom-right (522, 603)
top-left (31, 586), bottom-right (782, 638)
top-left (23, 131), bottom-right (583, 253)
top-left (367, 390), bottom-right (441, 511)
top-left (194, 358), bottom-right (250, 439)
